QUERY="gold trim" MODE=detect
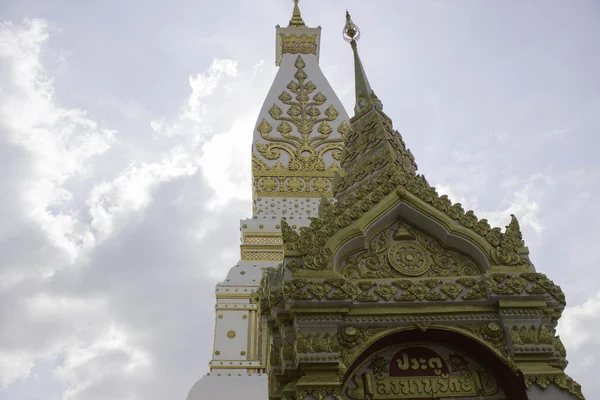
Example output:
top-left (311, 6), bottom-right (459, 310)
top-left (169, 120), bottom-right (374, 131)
top-left (242, 232), bottom-right (283, 237)
top-left (255, 190), bottom-right (334, 198)
top-left (348, 305), bottom-right (496, 315)
top-left (241, 250), bottom-right (283, 261)
top-left (498, 300), bottom-right (547, 308)
top-left (240, 244), bottom-right (283, 250)
top-left (250, 310), bottom-right (257, 359)
top-left (210, 364), bottom-right (262, 370)
top-left (216, 292), bottom-right (252, 299)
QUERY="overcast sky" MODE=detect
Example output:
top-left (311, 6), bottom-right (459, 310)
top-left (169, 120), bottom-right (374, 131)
top-left (0, 0), bottom-right (599, 399)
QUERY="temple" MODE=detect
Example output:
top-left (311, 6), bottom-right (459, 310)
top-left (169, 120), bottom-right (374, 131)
top-left (185, 2), bottom-right (584, 399)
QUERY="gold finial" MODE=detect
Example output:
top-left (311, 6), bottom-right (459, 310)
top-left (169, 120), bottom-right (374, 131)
top-left (288, 0), bottom-right (306, 27)
top-left (343, 10), bottom-right (361, 44)
top-left (343, 10), bottom-right (383, 115)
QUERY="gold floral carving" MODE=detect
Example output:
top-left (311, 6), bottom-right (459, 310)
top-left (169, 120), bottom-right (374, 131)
top-left (338, 326), bottom-right (386, 365)
top-left (295, 332), bottom-right (339, 353)
top-left (298, 389), bottom-right (342, 400)
top-left (510, 324), bottom-right (555, 345)
top-left (340, 222), bottom-right (481, 279)
top-left (280, 34), bottom-right (317, 56)
top-left (281, 219), bottom-right (300, 251)
top-left (393, 279), bottom-right (445, 301)
top-left (524, 374), bottom-right (584, 399)
top-left (227, 330), bottom-right (237, 339)
top-left (253, 55), bottom-right (347, 198)
top-left (280, 277), bottom-right (486, 302)
top-left (554, 336), bottom-right (567, 358)
top-left (462, 322), bottom-right (505, 351)
top-left (487, 272), bottom-right (565, 305)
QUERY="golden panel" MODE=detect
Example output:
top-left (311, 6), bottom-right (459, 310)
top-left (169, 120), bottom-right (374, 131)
top-left (280, 34), bottom-right (317, 56)
top-left (244, 236), bottom-right (283, 245)
top-left (241, 250), bottom-right (283, 261)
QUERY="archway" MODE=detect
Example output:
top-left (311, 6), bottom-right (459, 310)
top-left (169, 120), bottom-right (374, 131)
top-left (342, 328), bottom-right (527, 400)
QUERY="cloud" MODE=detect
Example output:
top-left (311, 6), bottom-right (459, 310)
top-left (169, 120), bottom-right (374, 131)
top-left (0, 18), bottom-right (257, 400)
top-left (0, 19), bottom-right (115, 259)
top-left (558, 291), bottom-right (600, 397)
top-left (199, 115), bottom-right (255, 207)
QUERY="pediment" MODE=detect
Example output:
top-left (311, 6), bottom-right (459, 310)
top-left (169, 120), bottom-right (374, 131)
top-left (338, 219), bottom-right (484, 280)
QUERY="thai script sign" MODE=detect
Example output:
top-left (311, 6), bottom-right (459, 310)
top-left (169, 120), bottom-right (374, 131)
top-left (346, 345), bottom-right (499, 399)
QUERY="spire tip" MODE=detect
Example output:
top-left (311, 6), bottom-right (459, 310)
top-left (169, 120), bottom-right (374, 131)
top-left (288, 0), bottom-right (306, 27)
top-left (342, 9), bottom-right (360, 43)
top-left (342, 12), bottom-right (383, 116)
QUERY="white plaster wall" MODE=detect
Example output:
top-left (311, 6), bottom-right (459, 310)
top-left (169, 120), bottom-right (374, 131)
top-left (221, 261), bottom-right (268, 286)
top-left (527, 384), bottom-right (582, 400)
top-left (253, 196), bottom-right (326, 221)
top-left (213, 309), bottom-right (249, 360)
top-left (185, 375), bottom-right (268, 400)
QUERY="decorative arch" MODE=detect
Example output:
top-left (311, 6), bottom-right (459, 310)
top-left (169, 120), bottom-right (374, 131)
top-left (336, 213), bottom-right (486, 280)
top-left (329, 198), bottom-right (494, 273)
top-left (343, 327), bottom-right (527, 399)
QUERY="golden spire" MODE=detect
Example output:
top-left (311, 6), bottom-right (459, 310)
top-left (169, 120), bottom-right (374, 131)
top-left (288, 0), bottom-right (306, 27)
top-left (343, 10), bottom-right (382, 116)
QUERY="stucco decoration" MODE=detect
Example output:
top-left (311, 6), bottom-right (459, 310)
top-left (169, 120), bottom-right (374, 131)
top-left (339, 221), bottom-right (483, 279)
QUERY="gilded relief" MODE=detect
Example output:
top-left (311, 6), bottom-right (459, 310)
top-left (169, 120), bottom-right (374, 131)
top-left (340, 221), bottom-right (482, 279)
top-left (252, 55), bottom-right (348, 198)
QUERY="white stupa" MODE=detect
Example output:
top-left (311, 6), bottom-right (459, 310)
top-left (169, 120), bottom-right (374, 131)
top-left (185, 1), bottom-right (349, 398)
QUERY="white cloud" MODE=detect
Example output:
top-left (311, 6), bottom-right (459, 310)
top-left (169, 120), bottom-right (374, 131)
top-left (560, 291), bottom-right (600, 352)
top-left (151, 59), bottom-right (239, 138)
top-left (0, 18), bottom-right (115, 259)
top-left (199, 115), bottom-right (255, 207)
top-left (558, 291), bottom-right (600, 397)
top-left (0, 18), bottom-right (256, 399)
top-left (86, 145), bottom-right (199, 242)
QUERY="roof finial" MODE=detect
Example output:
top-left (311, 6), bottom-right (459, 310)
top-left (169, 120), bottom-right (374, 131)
top-left (288, 0), bottom-right (306, 27)
top-left (342, 10), bottom-right (360, 44)
top-left (343, 10), bottom-right (383, 116)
